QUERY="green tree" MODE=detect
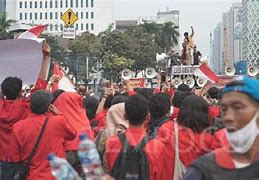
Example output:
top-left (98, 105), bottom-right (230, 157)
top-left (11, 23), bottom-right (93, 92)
top-left (160, 22), bottom-right (179, 52)
top-left (0, 13), bottom-right (15, 40)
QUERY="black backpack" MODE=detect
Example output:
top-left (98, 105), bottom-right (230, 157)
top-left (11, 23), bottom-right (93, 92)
top-left (111, 133), bottom-right (150, 180)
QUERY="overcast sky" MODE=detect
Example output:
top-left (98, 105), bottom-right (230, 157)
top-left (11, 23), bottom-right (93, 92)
top-left (113, 0), bottom-right (241, 56)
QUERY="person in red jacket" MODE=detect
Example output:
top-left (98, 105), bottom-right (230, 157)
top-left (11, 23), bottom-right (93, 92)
top-left (0, 43), bottom-right (51, 162)
top-left (183, 77), bottom-right (259, 180)
top-left (8, 90), bottom-right (77, 180)
top-left (106, 95), bottom-right (164, 180)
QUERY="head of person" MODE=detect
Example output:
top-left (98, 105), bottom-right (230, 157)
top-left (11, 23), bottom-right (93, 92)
top-left (125, 95), bottom-right (149, 126)
top-left (172, 90), bottom-right (190, 108)
top-left (51, 89), bottom-right (65, 104)
top-left (193, 46), bottom-right (197, 51)
top-left (177, 94), bottom-right (209, 132)
top-left (111, 95), bottom-right (128, 106)
top-left (83, 96), bottom-right (99, 120)
top-left (177, 84), bottom-right (192, 92)
top-left (220, 76), bottom-right (259, 153)
top-left (1, 77), bottom-right (23, 100)
top-left (30, 90), bottom-right (53, 114)
top-left (150, 93), bottom-right (171, 119)
top-left (184, 32), bottom-right (188, 38)
top-left (206, 86), bottom-right (220, 104)
top-left (135, 88), bottom-right (153, 102)
top-left (104, 95), bottom-right (113, 109)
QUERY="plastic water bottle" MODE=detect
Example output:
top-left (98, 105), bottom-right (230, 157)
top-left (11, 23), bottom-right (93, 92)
top-left (78, 134), bottom-right (105, 178)
top-left (47, 153), bottom-right (81, 180)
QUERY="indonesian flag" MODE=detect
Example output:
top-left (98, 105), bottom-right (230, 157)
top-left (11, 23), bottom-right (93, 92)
top-left (17, 25), bottom-right (47, 42)
top-left (52, 61), bottom-right (76, 92)
top-left (194, 63), bottom-right (220, 83)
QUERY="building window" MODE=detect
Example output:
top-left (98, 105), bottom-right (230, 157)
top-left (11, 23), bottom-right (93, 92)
top-left (81, 23), bottom-right (83, 30)
top-left (66, 0), bottom-right (68, 8)
top-left (55, 0), bottom-right (58, 8)
top-left (50, 12), bottom-right (53, 19)
top-left (70, 0), bottom-right (73, 7)
top-left (91, 23), bottom-right (94, 30)
top-left (91, 12), bottom-right (94, 19)
top-left (86, 12), bottom-right (88, 19)
top-left (19, 1), bottom-right (22, 8)
top-left (45, 12), bottom-right (48, 19)
top-left (81, 0), bottom-right (83, 7)
top-left (81, 12), bottom-right (83, 19)
top-left (20, 13), bottom-right (22, 20)
top-left (76, 24), bottom-right (78, 30)
top-left (30, 1), bottom-right (32, 8)
top-left (86, 0), bottom-right (88, 7)
top-left (55, 12), bottom-right (58, 19)
top-left (91, 0), bottom-right (93, 7)
top-left (25, 1), bottom-right (27, 8)
top-left (86, 23), bottom-right (88, 30)
top-left (45, 1), bottom-right (47, 8)
top-left (60, 0), bottom-right (63, 8)
top-left (35, 1), bottom-right (37, 8)
top-left (76, 0), bottom-right (78, 7)
top-left (40, 13), bottom-right (42, 20)
top-left (55, 24), bottom-right (58, 31)
top-left (60, 12), bottom-right (62, 18)
top-left (30, 13), bottom-right (32, 20)
top-left (40, 1), bottom-right (42, 8)
top-left (34, 13), bottom-right (37, 20)
top-left (50, 1), bottom-right (53, 8)
top-left (25, 13), bottom-right (27, 20)
top-left (76, 12), bottom-right (78, 17)
top-left (50, 25), bottom-right (53, 31)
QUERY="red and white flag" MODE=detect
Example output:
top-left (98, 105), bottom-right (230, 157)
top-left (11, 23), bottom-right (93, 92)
top-left (194, 63), bottom-right (220, 83)
top-left (18, 25), bottom-right (47, 42)
top-left (52, 61), bottom-right (76, 92)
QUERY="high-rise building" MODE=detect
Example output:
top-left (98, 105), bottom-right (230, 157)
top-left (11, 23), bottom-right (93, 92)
top-left (0, 0), bottom-right (6, 14)
top-left (242, 0), bottom-right (259, 66)
top-left (6, 0), bottom-right (114, 35)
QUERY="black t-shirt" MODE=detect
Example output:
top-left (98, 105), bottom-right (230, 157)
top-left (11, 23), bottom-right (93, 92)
top-left (193, 51), bottom-right (202, 65)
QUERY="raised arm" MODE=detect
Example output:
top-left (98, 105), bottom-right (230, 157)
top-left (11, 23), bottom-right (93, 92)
top-left (190, 26), bottom-right (194, 38)
top-left (38, 42), bottom-right (51, 80)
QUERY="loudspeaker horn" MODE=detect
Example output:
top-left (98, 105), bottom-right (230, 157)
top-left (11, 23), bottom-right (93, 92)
top-left (145, 68), bottom-right (157, 79)
top-left (183, 76), bottom-right (195, 88)
top-left (172, 77), bottom-right (183, 88)
top-left (225, 66), bottom-right (236, 76)
top-left (121, 69), bottom-right (133, 80)
top-left (156, 53), bottom-right (167, 62)
top-left (248, 66), bottom-right (258, 77)
top-left (196, 78), bottom-right (207, 87)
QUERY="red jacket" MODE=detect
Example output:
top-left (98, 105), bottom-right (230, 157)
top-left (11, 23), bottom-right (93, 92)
top-left (106, 127), bottom-right (164, 180)
top-left (8, 114), bottom-right (77, 180)
top-left (92, 109), bottom-right (109, 136)
top-left (156, 121), bottom-right (221, 179)
top-left (54, 92), bottom-right (94, 151)
top-left (0, 78), bottom-right (47, 161)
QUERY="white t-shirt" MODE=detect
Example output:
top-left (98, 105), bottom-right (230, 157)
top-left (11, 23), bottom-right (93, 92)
top-left (233, 160), bottom-right (251, 169)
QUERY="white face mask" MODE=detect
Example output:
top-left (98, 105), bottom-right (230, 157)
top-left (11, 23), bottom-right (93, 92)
top-left (225, 111), bottom-right (259, 154)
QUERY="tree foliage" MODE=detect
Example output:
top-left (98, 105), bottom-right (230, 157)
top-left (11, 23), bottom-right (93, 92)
top-left (0, 13), bottom-right (15, 40)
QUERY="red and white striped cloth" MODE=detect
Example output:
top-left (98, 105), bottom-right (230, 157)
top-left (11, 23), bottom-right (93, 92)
top-left (194, 63), bottom-right (220, 83)
top-left (18, 25), bottom-right (47, 42)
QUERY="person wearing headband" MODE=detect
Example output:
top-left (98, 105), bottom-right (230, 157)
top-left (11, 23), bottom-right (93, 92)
top-left (183, 76), bottom-right (259, 180)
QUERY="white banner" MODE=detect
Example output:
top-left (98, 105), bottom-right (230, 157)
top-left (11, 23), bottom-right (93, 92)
top-left (172, 65), bottom-right (199, 75)
top-left (0, 39), bottom-right (43, 85)
top-left (62, 26), bottom-right (76, 39)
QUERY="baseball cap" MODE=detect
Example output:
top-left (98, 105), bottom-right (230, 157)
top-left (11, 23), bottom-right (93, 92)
top-left (30, 90), bottom-right (53, 114)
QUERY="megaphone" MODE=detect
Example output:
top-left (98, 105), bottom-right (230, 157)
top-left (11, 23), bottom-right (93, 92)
top-left (225, 66), bottom-right (236, 76)
top-left (172, 77), bottom-right (183, 88)
top-left (121, 69), bottom-right (133, 80)
top-left (156, 53), bottom-right (167, 62)
top-left (248, 66), bottom-right (258, 77)
top-left (183, 76), bottom-right (195, 88)
top-left (196, 78), bottom-right (207, 87)
top-left (145, 68), bottom-right (157, 79)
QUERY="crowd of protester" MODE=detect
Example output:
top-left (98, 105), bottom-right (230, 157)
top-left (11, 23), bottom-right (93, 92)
top-left (1, 43), bottom-right (259, 180)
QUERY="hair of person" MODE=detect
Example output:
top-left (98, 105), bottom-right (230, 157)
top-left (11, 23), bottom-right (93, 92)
top-left (172, 90), bottom-right (190, 108)
top-left (136, 88), bottom-right (154, 102)
top-left (207, 86), bottom-right (220, 99)
top-left (111, 95), bottom-right (128, 106)
top-left (177, 83), bottom-right (192, 92)
top-left (104, 95), bottom-right (113, 109)
top-left (184, 32), bottom-right (188, 37)
top-left (125, 94), bottom-right (149, 126)
top-left (177, 94), bottom-right (210, 133)
top-left (51, 89), bottom-right (65, 103)
top-left (83, 96), bottom-right (99, 120)
top-left (30, 90), bottom-right (53, 115)
top-left (150, 93), bottom-right (171, 119)
top-left (1, 77), bottom-right (23, 100)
